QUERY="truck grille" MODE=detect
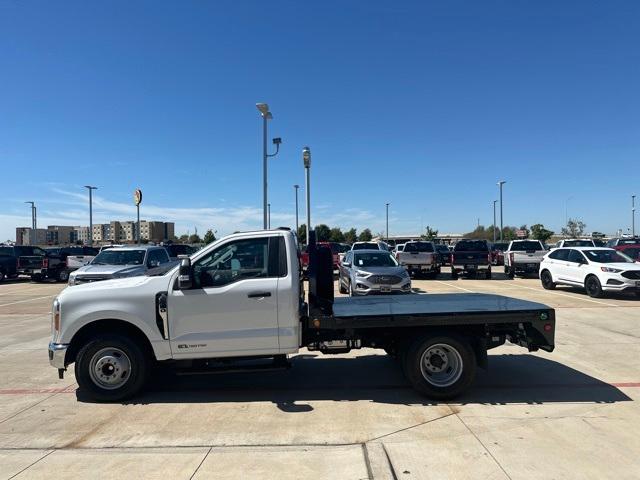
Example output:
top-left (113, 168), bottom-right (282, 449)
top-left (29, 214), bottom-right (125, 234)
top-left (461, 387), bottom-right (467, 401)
top-left (75, 275), bottom-right (109, 284)
top-left (370, 275), bottom-right (402, 285)
top-left (621, 271), bottom-right (640, 280)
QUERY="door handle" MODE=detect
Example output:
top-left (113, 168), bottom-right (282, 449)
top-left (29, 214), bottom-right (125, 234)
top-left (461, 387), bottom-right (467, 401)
top-left (248, 291), bottom-right (272, 298)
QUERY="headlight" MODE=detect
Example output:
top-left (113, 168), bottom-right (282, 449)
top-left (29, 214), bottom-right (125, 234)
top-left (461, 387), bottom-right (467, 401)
top-left (600, 267), bottom-right (622, 273)
top-left (356, 271), bottom-right (370, 278)
top-left (68, 276), bottom-right (76, 286)
top-left (52, 298), bottom-right (60, 333)
top-left (401, 269), bottom-right (409, 277)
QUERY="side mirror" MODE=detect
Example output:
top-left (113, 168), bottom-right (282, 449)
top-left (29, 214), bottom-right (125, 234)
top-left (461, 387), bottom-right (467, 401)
top-left (148, 260), bottom-right (160, 268)
top-left (177, 255), bottom-right (192, 289)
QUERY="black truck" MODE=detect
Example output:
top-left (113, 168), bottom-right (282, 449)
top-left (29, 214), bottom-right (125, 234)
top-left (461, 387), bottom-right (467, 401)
top-left (35, 246), bottom-right (99, 282)
top-left (0, 245), bottom-right (46, 282)
top-left (451, 239), bottom-right (492, 279)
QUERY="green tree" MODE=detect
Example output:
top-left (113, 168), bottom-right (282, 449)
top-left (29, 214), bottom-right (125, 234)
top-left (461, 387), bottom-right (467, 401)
top-left (203, 229), bottom-right (216, 245)
top-left (530, 224), bottom-right (554, 243)
top-left (561, 218), bottom-right (586, 238)
top-left (315, 224), bottom-right (331, 241)
top-left (343, 228), bottom-right (357, 244)
top-left (297, 224), bottom-right (307, 244)
top-left (464, 226), bottom-right (490, 240)
top-left (329, 227), bottom-right (345, 243)
top-left (178, 234), bottom-right (189, 243)
top-left (188, 234), bottom-right (202, 244)
top-left (358, 228), bottom-right (373, 241)
top-left (502, 226), bottom-right (517, 241)
top-left (421, 226), bottom-right (439, 241)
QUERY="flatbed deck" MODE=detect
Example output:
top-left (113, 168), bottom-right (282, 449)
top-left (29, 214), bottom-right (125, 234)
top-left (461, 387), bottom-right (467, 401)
top-left (318, 294), bottom-right (555, 351)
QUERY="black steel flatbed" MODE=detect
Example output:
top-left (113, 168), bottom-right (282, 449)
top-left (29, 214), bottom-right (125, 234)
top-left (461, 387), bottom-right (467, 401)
top-left (310, 293), bottom-right (555, 351)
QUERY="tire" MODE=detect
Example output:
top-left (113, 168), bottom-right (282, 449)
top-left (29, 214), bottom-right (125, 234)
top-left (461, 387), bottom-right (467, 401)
top-left (451, 269), bottom-right (458, 280)
top-left (436, 266), bottom-right (441, 275)
top-left (485, 268), bottom-right (492, 280)
top-left (57, 270), bottom-right (70, 283)
top-left (585, 275), bottom-right (604, 298)
top-left (402, 334), bottom-right (476, 400)
top-left (31, 273), bottom-right (43, 282)
top-left (0, 269), bottom-right (5, 283)
top-left (75, 334), bottom-right (149, 402)
top-left (506, 267), bottom-right (514, 279)
top-left (339, 279), bottom-right (347, 294)
top-left (540, 270), bottom-right (556, 290)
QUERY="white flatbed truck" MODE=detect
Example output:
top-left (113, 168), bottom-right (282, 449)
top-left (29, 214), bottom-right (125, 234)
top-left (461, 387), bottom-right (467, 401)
top-left (48, 229), bottom-right (555, 402)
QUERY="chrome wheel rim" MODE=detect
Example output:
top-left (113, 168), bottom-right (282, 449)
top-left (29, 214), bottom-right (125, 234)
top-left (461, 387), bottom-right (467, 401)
top-left (88, 347), bottom-right (131, 390)
top-left (419, 343), bottom-right (463, 387)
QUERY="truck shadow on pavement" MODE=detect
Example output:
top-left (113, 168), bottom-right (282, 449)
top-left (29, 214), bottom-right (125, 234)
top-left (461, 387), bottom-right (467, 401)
top-left (80, 353), bottom-right (633, 409)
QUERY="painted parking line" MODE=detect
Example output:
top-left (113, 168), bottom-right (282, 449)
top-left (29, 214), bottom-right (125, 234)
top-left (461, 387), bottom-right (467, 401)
top-left (492, 283), bottom-right (620, 307)
top-left (0, 286), bottom-right (61, 296)
top-left (434, 281), bottom-right (475, 293)
top-left (0, 295), bottom-right (55, 308)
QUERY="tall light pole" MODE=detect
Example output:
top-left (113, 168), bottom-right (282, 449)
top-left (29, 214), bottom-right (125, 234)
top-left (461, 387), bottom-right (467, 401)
top-left (293, 185), bottom-right (300, 235)
top-left (25, 201), bottom-right (36, 244)
top-left (497, 180), bottom-right (506, 241)
top-left (267, 203), bottom-right (271, 229)
top-left (385, 203), bottom-right (390, 242)
top-left (256, 103), bottom-right (281, 229)
top-left (492, 200), bottom-right (497, 243)
top-left (84, 186), bottom-right (97, 246)
top-left (303, 146), bottom-right (311, 245)
top-left (632, 195), bottom-right (636, 237)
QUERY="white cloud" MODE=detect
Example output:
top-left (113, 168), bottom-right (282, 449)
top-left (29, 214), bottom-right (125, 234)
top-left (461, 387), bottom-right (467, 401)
top-left (0, 187), bottom-right (381, 242)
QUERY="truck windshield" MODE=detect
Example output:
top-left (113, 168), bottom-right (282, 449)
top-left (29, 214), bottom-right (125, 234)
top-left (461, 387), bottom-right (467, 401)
top-left (435, 245), bottom-right (449, 252)
top-left (91, 250), bottom-right (146, 265)
top-left (583, 250), bottom-right (634, 264)
top-left (510, 241), bottom-right (543, 251)
top-left (454, 241), bottom-right (488, 252)
top-left (354, 252), bottom-right (398, 267)
top-left (352, 243), bottom-right (379, 250)
top-left (563, 240), bottom-right (594, 247)
top-left (403, 242), bottom-right (434, 253)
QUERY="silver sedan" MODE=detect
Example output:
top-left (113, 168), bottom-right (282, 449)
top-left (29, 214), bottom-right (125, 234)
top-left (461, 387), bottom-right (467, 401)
top-left (339, 249), bottom-right (411, 296)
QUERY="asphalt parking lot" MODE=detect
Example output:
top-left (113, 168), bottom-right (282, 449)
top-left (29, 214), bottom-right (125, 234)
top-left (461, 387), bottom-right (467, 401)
top-left (1, 271), bottom-right (639, 479)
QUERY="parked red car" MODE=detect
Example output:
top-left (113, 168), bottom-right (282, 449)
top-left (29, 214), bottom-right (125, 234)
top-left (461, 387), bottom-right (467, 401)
top-left (617, 245), bottom-right (640, 261)
top-left (490, 242), bottom-right (509, 266)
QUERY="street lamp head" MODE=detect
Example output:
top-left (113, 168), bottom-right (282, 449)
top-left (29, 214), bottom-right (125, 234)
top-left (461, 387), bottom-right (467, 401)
top-left (272, 137), bottom-right (282, 145)
top-left (497, 180), bottom-right (506, 186)
top-left (294, 184), bottom-right (299, 189)
top-left (84, 185), bottom-right (97, 190)
top-left (302, 146), bottom-right (311, 168)
top-left (256, 103), bottom-right (270, 116)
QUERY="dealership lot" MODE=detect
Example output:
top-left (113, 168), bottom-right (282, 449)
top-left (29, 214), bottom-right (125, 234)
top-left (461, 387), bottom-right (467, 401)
top-left (1, 273), bottom-right (639, 479)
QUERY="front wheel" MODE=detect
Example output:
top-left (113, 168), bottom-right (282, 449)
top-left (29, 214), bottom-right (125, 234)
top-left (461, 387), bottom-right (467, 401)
top-left (540, 270), bottom-right (556, 290)
top-left (506, 267), bottom-right (514, 279)
top-left (338, 276), bottom-right (347, 294)
top-left (57, 270), bottom-right (70, 282)
top-left (402, 334), bottom-right (476, 400)
top-left (451, 269), bottom-right (458, 280)
top-left (585, 275), bottom-right (604, 298)
top-left (75, 334), bottom-right (149, 402)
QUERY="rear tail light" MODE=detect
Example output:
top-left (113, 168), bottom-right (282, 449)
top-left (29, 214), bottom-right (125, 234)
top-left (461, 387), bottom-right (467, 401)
top-left (510, 252), bottom-right (514, 264)
top-left (543, 323), bottom-right (552, 332)
top-left (487, 252), bottom-right (491, 263)
top-left (450, 253), bottom-right (454, 264)
top-left (16, 258), bottom-right (21, 268)
top-left (42, 258), bottom-right (49, 268)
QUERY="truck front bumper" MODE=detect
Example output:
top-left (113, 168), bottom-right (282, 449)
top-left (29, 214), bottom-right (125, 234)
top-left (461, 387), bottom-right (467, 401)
top-left (48, 342), bottom-right (69, 369)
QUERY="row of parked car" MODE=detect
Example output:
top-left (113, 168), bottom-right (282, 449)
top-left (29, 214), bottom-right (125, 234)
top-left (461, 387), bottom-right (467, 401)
top-left (0, 243), bottom-right (198, 283)
top-left (309, 237), bottom-right (640, 297)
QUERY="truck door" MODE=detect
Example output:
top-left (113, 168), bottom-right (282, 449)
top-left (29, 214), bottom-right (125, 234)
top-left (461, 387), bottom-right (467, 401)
top-left (168, 236), bottom-right (281, 358)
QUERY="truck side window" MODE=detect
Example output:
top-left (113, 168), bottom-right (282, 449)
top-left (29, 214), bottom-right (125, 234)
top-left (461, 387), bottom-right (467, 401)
top-left (193, 238), bottom-right (270, 288)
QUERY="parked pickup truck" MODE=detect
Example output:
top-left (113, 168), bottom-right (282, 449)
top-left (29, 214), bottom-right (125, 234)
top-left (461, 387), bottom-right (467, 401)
top-left (0, 245), bottom-right (46, 281)
top-left (395, 241), bottom-right (440, 277)
top-left (451, 240), bottom-right (492, 279)
top-left (504, 240), bottom-right (546, 278)
top-left (48, 229), bottom-right (556, 402)
top-left (34, 247), bottom-right (99, 282)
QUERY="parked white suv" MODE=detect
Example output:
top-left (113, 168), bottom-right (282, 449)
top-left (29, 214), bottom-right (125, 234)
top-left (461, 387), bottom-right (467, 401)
top-left (539, 247), bottom-right (640, 298)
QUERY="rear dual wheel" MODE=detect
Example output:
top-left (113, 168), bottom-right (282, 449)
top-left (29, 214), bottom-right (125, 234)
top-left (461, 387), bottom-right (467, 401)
top-left (402, 334), bottom-right (476, 400)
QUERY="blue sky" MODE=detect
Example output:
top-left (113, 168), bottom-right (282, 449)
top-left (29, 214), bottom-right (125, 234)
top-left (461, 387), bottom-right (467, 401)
top-left (1, 0), bottom-right (639, 241)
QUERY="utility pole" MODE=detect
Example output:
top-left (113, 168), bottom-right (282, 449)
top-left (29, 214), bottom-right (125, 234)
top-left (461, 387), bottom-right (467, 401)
top-left (25, 201), bottom-right (36, 244)
top-left (85, 186), bottom-right (97, 246)
top-left (497, 180), bottom-right (506, 241)
top-left (303, 147), bottom-right (311, 245)
top-left (268, 203), bottom-right (271, 229)
top-left (256, 103), bottom-right (281, 229)
top-left (493, 200), bottom-right (497, 243)
top-left (293, 185), bottom-right (300, 235)
top-left (633, 195), bottom-right (636, 237)
top-left (386, 203), bottom-right (390, 242)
